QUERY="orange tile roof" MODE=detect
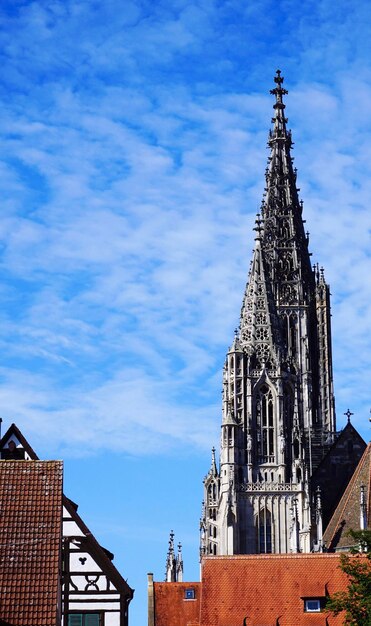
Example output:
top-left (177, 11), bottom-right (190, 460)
top-left (152, 555), bottom-right (353, 626)
top-left (323, 443), bottom-right (371, 550)
top-left (0, 460), bottom-right (63, 625)
top-left (153, 582), bottom-right (201, 626)
top-left (200, 555), bottom-right (348, 626)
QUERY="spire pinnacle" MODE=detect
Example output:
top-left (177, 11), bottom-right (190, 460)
top-left (270, 69), bottom-right (288, 104)
top-left (269, 70), bottom-right (290, 147)
top-left (165, 530), bottom-right (176, 582)
top-left (176, 542), bottom-right (183, 582)
top-left (211, 446), bottom-right (217, 475)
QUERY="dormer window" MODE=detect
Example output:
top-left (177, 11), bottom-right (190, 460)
top-left (184, 588), bottom-right (195, 600)
top-left (304, 599), bottom-right (321, 612)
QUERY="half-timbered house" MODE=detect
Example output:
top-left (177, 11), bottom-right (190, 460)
top-left (0, 423), bottom-right (134, 626)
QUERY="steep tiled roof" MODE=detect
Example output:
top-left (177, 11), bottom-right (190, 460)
top-left (0, 423), bottom-right (134, 603)
top-left (153, 582), bottom-right (201, 626)
top-left (0, 460), bottom-right (63, 626)
top-left (199, 555), bottom-right (348, 626)
top-left (323, 443), bottom-right (371, 551)
top-left (151, 555), bottom-right (351, 626)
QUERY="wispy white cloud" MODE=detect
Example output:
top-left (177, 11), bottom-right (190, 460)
top-left (0, 0), bottom-right (370, 466)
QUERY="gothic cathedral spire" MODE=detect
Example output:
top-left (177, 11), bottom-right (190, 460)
top-left (201, 71), bottom-right (336, 557)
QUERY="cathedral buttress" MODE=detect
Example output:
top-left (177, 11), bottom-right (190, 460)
top-left (201, 71), bottom-right (336, 557)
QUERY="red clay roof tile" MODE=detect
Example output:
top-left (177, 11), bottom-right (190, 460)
top-left (0, 460), bottom-right (63, 626)
top-left (153, 555), bottom-right (353, 626)
top-left (154, 582), bottom-right (201, 626)
top-left (200, 555), bottom-right (348, 626)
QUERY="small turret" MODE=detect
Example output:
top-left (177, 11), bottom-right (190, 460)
top-left (165, 531), bottom-right (184, 582)
top-left (165, 530), bottom-right (176, 582)
top-left (200, 448), bottom-right (220, 557)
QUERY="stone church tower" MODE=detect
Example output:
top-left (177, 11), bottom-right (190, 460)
top-left (201, 71), bottom-right (337, 556)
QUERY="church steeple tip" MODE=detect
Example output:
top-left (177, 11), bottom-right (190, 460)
top-left (269, 69), bottom-right (291, 148)
top-left (270, 69), bottom-right (288, 99)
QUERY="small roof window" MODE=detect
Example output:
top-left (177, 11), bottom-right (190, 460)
top-left (304, 599), bottom-right (321, 612)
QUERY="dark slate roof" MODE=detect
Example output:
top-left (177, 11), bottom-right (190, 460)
top-left (0, 460), bottom-right (63, 626)
top-left (311, 421), bottom-right (367, 529)
top-left (323, 443), bottom-right (371, 551)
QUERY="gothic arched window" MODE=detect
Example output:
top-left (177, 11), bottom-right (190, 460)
top-left (283, 385), bottom-right (294, 427)
top-left (289, 314), bottom-right (297, 356)
top-left (207, 483), bottom-right (217, 505)
top-left (257, 508), bottom-right (272, 554)
top-left (293, 439), bottom-right (300, 460)
top-left (256, 385), bottom-right (275, 463)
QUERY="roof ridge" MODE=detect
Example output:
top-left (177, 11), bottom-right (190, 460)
top-left (202, 553), bottom-right (342, 560)
top-left (366, 444), bottom-right (371, 519)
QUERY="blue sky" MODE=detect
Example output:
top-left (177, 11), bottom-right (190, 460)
top-left (1, 0), bottom-right (371, 624)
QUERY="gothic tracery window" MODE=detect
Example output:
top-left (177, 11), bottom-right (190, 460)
top-left (257, 508), bottom-right (272, 554)
top-left (256, 385), bottom-right (275, 463)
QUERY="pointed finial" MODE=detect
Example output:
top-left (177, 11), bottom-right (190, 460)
top-left (253, 213), bottom-right (263, 236)
top-left (270, 69), bottom-right (288, 101)
top-left (344, 408), bottom-right (353, 423)
top-left (210, 446), bottom-right (218, 476)
top-left (165, 530), bottom-right (177, 582)
top-left (275, 69), bottom-right (283, 84)
top-left (176, 542), bottom-right (184, 581)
